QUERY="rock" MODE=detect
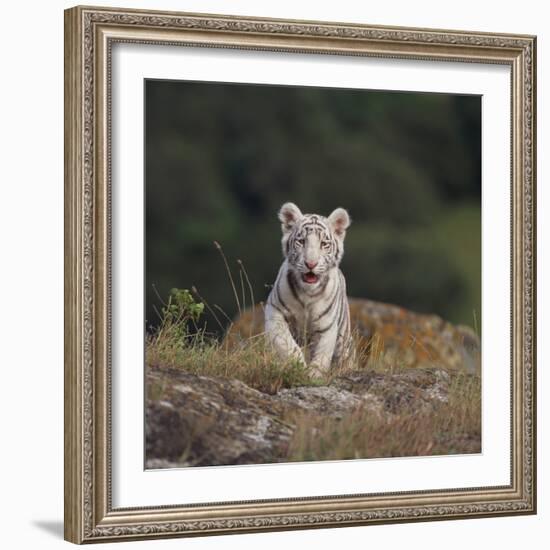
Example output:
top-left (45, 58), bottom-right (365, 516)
top-left (146, 400), bottom-right (188, 461)
top-left (277, 385), bottom-right (374, 419)
top-left (146, 367), bottom-right (293, 467)
top-left (226, 298), bottom-right (480, 373)
top-left (332, 368), bottom-right (450, 415)
top-left (146, 364), bottom-right (461, 469)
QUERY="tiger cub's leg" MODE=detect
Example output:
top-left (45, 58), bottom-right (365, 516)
top-left (264, 303), bottom-right (305, 365)
top-left (308, 325), bottom-right (338, 377)
top-left (332, 300), bottom-right (354, 369)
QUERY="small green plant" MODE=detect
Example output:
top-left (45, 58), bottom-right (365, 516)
top-left (150, 287), bottom-right (205, 351)
top-left (163, 288), bottom-right (204, 327)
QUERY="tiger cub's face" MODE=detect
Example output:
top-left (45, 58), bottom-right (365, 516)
top-left (278, 202), bottom-right (351, 288)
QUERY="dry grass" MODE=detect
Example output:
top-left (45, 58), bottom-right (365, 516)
top-left (147, 331), bottom-right (317, 395)
top-left (146, 288), bottom-right (316, 394)
top-left (146, 314), bottom-right (374, 394)
top-left (285, 371), bottom-right (481, 461)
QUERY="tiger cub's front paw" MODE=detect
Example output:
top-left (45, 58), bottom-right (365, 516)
top-left (308, 362), bottom-right (330, 381)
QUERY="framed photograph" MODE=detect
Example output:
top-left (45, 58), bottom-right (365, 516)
top-left (64, 5), bottom-right (537, 544)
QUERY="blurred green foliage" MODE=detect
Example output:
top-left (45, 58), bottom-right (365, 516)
top-left (145, 80), bottom-right (481, 333)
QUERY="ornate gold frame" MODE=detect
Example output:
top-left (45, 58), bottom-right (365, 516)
top-left (64, 5), bottom-right (537, 544)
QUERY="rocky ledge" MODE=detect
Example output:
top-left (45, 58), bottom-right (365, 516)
top-left (146, 364), bottom-right (464, 469)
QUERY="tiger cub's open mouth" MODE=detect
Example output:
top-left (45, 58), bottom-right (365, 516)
top-left (302, 272), bottom-right (319, 284)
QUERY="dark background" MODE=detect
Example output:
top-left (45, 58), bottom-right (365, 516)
top-left (145, 80), bottom-right (481, 335)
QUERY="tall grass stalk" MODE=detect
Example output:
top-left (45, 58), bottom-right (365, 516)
top-left (213, 240), bottom-right (241, 317)
top-left (237, 259), bottom-right (256, 336)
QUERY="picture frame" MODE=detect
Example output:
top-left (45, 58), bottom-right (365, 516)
top-left (64, 5), bottom-right (537, 544)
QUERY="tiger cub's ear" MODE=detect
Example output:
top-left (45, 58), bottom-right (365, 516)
top-left (278, 202), bottom-right (303, 234)
top-left (328, 207), bottom-right (351, 238)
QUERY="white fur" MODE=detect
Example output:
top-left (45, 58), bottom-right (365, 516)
top-left (265, 203), bottom-right (353, 376)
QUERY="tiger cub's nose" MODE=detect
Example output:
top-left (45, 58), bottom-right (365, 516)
top-left (305, 260), bottom-right (318, 270)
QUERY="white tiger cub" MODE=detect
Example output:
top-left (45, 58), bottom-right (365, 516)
top-left (265, 202), bottom-right (353, 376)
